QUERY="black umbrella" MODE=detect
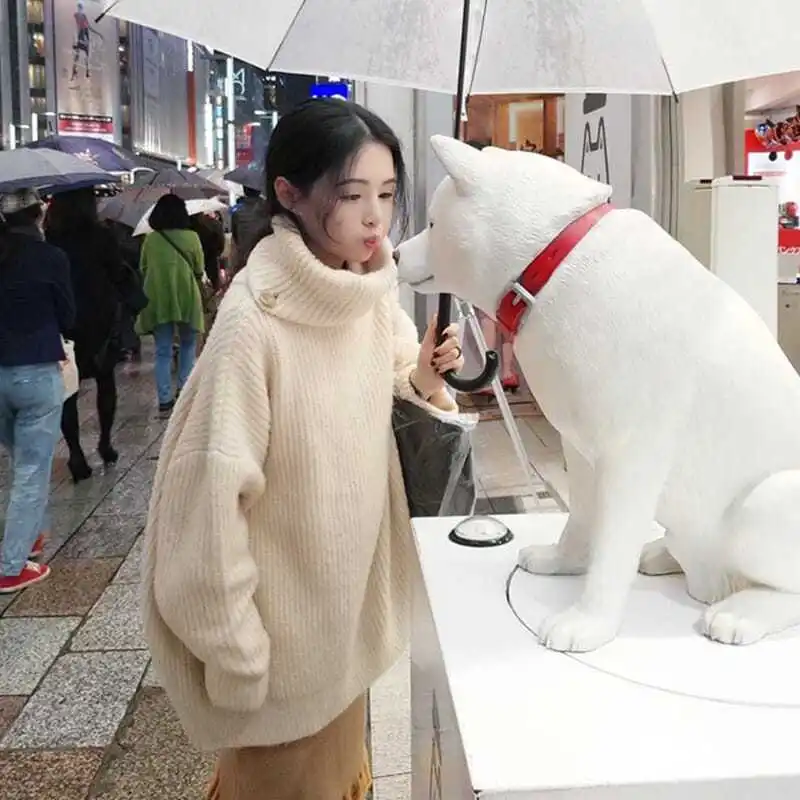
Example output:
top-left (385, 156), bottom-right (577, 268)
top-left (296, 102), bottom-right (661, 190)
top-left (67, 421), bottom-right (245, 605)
top-left (224, 163), bottom-right (264, 193)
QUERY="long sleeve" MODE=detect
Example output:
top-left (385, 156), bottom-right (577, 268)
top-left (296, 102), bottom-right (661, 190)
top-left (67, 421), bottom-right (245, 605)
top-left (391, 290), bottom-right (422, 401)
top-left (50, 249), bottom-right (76, 333)
top-left (147, 314), bottom-right (273, 712)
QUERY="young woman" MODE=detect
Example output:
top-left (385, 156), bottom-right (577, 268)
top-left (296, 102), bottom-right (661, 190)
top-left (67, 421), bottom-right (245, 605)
top-left (0, 188), bottom-right (75, 593)
top-left (135, 194), bottom-right (205, 413)
top-left (142, 100), bottom-right (464, 799)
top-left (46, 188), bottom-right (127, 482)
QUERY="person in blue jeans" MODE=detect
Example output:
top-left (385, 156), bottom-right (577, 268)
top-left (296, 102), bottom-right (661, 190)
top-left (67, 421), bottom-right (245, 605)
top-left (135, 194), bottom-right (205, 413)
top-left (0, 188), bottom-right (76, 593)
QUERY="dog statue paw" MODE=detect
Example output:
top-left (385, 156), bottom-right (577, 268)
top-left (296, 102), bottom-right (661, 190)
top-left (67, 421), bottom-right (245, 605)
top-left (518, 543), bottom-right (587, 576)
top-left (538, 606), bottom-right (619, 652)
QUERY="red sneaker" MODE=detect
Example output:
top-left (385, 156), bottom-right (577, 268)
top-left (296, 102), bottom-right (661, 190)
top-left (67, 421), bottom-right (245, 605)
top-left (0, 561), bottom-right (51, 593)
top-left (30, 534), bottom-right (45, 559)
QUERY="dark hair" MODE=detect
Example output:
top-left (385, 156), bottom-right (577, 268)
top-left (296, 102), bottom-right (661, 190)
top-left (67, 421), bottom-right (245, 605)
top-left (0, 204), bottom-right (44, 268)
top-left (237, 99), bottom-right (409, 266)
top-left (45, 188), bottom-right (98, 237)
top-left (148, 193), bottom-right (191, 232)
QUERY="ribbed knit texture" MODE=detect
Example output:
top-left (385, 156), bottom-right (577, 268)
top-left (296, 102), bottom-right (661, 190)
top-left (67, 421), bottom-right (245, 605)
top-left (141, 217), bottom-right (422, 750)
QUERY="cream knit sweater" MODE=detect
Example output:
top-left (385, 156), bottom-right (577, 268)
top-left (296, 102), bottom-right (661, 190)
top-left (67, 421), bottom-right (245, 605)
top-left (142, 218), bottom-right (433, 751)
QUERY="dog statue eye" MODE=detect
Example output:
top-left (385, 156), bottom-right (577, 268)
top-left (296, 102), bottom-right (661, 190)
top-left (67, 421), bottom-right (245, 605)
top-left (429, 221), bottom-right (435, 229)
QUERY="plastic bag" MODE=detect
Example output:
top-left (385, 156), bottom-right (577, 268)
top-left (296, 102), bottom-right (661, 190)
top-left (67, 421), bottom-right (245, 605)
top-left (60, 338), bottom-right (79, 399)
top-left (392, 396), bottom-right (478, 518)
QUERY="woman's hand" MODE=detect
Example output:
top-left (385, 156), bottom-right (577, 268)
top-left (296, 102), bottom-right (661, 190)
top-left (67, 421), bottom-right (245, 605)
top-left (411, 315), bottom-right (465, 399)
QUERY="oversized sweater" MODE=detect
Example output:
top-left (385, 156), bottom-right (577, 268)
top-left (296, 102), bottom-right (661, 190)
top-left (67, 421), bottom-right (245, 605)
top-left (142, 217), bottom-right (428, 751)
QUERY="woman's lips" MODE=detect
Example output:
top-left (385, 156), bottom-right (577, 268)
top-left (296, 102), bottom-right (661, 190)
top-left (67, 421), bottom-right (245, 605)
top-left (364, 237), bottom-right (380, 250)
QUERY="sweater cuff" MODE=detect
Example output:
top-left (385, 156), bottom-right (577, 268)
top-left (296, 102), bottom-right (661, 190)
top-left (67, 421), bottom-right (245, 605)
top-left (205, 663), bottom-right (270, 713)
top-left (394, 366), bottom-right (418, 402)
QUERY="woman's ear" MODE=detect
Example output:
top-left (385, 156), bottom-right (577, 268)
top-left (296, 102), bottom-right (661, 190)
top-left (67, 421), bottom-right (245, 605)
top-left (273, 177), bottom-right (301, 211)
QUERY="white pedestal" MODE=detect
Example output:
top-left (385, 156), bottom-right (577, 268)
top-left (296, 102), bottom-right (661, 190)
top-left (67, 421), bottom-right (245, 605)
top-left (410, 513), bottom-right (800, 799)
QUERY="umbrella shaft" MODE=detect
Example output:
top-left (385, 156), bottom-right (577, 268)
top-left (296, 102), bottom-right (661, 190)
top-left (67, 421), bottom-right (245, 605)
top-left (453, 0), bottom-right (472, 140)
top-left (95, 0), bottom-right (123, 23)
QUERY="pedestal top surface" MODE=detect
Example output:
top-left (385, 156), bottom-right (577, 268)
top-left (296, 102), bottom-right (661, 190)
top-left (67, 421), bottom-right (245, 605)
top-left (412, 513), bottom-right (800, 796)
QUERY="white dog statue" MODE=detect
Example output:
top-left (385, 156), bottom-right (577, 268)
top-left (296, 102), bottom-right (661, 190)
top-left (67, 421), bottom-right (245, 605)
top-left (395, 135), bottom-right (800, 653)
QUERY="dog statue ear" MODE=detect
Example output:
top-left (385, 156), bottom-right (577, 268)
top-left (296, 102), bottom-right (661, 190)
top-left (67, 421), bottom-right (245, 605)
top-left (430, 135), bottom-right (485, 196)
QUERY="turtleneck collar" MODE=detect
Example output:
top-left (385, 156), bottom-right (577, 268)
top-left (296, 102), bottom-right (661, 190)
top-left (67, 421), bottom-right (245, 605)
top-left (242, 216), bottom-right (398, 327)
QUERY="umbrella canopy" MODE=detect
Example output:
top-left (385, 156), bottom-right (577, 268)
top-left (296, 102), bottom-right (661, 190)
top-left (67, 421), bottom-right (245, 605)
top-left (132, 197), bottom-right (228, 237)
top-left (224, 164), bottom-right (263, 194)
top-left (192, 168), bottom-right (244, 196)
top-left (24, 136), bottom-right (146, 173)
top-left (97, 186), bottom-right (216, 229)
top-left (103, 0), bottom-right (800, 96)
top-left (0, 148), bottom-right (119, 193)
top-left (133, 167), bottom-right (222, 198)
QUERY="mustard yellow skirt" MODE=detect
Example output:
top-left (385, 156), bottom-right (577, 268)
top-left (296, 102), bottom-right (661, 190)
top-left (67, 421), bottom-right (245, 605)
top-left (206, 696), bottom-right (371, 800)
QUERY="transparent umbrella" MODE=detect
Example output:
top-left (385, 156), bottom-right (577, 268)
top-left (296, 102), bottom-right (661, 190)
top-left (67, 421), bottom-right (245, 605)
top-left (100, 0), bottom-right (800, 390)
top-left (100, 0), bottom-right (800, 96)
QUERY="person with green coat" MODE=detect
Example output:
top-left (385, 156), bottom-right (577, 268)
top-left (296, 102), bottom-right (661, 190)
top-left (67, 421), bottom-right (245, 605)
top-left (136, 194), bottom-right (205, 412)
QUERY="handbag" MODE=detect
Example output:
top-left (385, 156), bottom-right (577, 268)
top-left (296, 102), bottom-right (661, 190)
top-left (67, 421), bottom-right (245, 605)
top-left (60, 337), bottom-right (79, 399)
top-left (392, 396), bottom-right (478, 518)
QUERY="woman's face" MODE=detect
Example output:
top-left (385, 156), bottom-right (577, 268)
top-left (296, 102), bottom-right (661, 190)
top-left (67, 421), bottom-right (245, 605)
top-left (288, 141), bottom-right (397, 269)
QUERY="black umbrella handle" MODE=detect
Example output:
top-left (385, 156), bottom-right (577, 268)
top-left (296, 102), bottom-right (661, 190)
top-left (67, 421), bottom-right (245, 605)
top-left (436, 294), bottom-right (499, 393)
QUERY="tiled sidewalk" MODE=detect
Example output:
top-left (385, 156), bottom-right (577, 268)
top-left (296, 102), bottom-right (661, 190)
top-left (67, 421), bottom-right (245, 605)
top-left (0, 359), bottom-right (565, 800)
top-left (0, 362), bottom-right (210, 799)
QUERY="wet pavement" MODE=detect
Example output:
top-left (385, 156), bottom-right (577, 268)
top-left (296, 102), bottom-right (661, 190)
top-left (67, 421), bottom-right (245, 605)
top-left (0, 359), bottom-right (216, 799)
top-left (0, 354), bottom-right (565, 799)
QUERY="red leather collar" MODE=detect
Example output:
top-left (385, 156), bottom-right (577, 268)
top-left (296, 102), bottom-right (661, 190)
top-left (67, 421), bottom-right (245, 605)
top-left (496, 203), bottom-right (614, 337)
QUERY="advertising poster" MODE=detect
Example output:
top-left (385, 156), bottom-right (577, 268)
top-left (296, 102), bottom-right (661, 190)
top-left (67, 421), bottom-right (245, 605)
top-left (745, 128), bottom-right (800, 280)
top-left (53, 0), bottom-right (117, 140)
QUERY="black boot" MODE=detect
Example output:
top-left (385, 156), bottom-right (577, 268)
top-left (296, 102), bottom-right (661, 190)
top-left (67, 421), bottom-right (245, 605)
top-left (98, 440), bottom-right (119, 466)
top-left (67, 451), bottom-right (93, 484)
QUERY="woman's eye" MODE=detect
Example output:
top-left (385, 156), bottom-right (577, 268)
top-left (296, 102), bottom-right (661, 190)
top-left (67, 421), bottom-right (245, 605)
top-left (379, 192), bottom-right (395, 200)
top-left (340, 194), bottom-right (361, 202)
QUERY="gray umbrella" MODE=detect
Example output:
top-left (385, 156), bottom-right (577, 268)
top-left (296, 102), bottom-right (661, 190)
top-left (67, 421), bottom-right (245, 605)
top-left (97, 185), bottom-right (213, 229)
top-left (0, 147), bottom-right (119, 192)
top-left (133, 167), bottom-right (222, 198)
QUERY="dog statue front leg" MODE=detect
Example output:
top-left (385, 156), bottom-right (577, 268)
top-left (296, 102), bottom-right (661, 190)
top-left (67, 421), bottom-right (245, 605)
top-left (519, 439), bottom-right (592, 575)
top-left (538, 454), bottom-right (664, 652)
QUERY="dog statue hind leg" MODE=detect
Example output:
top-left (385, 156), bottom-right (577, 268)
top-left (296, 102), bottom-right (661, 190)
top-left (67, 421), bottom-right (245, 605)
top-left (701, 470), bottom-right (800, 645)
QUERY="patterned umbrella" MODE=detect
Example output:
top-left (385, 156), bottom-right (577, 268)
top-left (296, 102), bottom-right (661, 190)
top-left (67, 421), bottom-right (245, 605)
top-left (24, 136), bottom-right (146, 173)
